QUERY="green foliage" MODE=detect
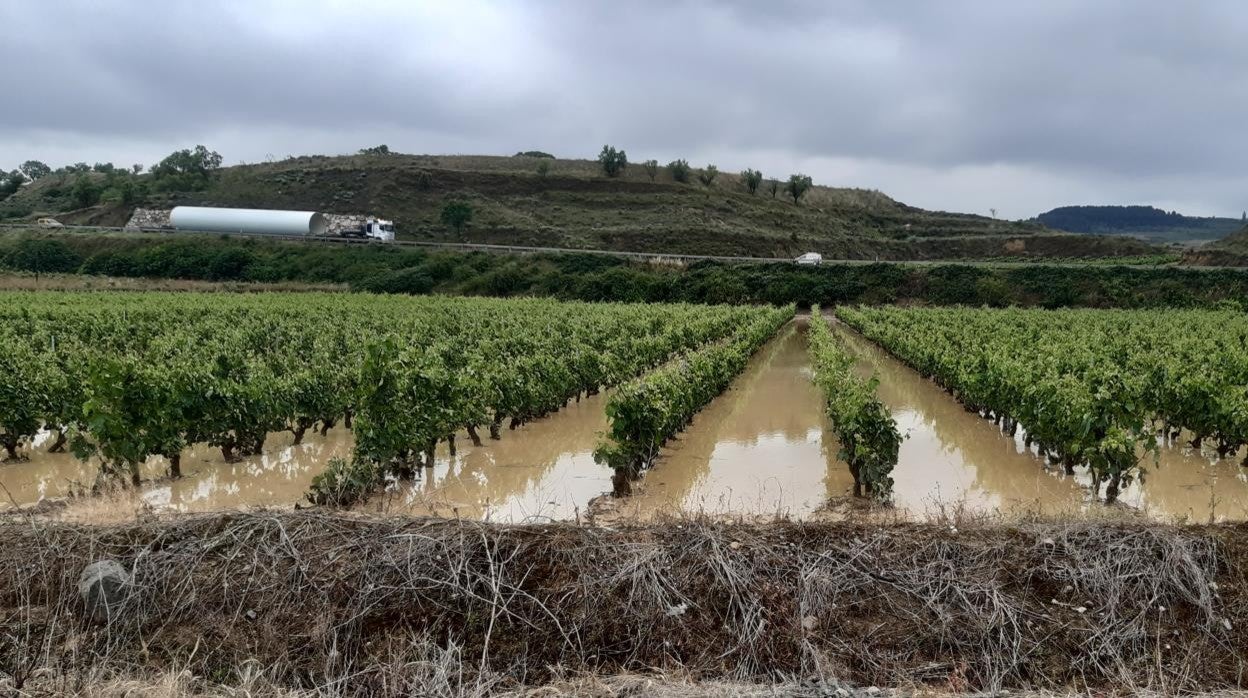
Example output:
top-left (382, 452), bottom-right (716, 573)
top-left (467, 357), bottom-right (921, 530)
top-left (837, 306), bottom-right (1192, 503)
top-left (668, 159), bottom-right (691, 183)
top-left (413, 169), bottom-right (434, 190)
top-left (767, 179), bottom-right (779, 198)
top-left (535, 160), bottom-right (551, 178)
top-left (597, 145), bottom-right (628, 177)
top-left (514, 150), bottom-right (554, 159)
top-left (92, 162), bottom-right (116, 174)
top-left (110, 176), bottom-right (147, 206)
top-left (306, 457), bottom-right (380, 506)
top-left (20, 160), bottom-right (51, 181)
top-left (594, 306), bottom-right (793, 492)
top-left (150, 145), bottom-right (223, 192)
top-left (785, 174), bottom-right (813, 205)
top-left (3, 232), bottom-right (1246, 309)
top-left (5, 239), bottom-right (82, 274)
top-left (357, 266), bottom-right (435, 294)
top-left (741, 168), bottom-right (763, 195)
top-left (808, 308), bottom-right (900, 500)
top-left (697, 165), bottom-right (719, 187)
top-left (642, 159), bottom-right (659, 181)
top-left (0, 170), bottom-right (23, 199)
top-left (358, 145), bottom-right (393, 156)
top-left (71, 174), bottom-right (102, 207)
top-left (440, 200), bottom-right (474, 234)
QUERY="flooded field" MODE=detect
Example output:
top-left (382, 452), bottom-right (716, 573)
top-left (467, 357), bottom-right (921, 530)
top-left (4, 319), bottom-right (1247, 523)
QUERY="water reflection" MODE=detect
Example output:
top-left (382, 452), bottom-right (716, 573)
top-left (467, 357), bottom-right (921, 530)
top-left (366, 391), bottom-right (613, 522)
top-left (616, 322), bottom-right (854, 518)
top-left (834, 320), bottom-right (1248, 522)
top-left (1, 428), bottom-right (351, 517)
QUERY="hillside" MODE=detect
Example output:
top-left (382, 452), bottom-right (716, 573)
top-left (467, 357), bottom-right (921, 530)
top-left (1, 153), bottom-right (1162, 261)
top-left (1036, 205), bottom-right (1243, 244)
top-left (1184, 224), bottom-right (1248, 266)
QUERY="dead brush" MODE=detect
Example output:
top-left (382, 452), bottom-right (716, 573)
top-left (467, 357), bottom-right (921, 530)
top-left (0, 511), bottom-right (1244, 696)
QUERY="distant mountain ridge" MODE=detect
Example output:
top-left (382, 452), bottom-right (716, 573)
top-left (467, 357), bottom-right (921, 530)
top-left (1036, 205), bottom-right (1244, 243)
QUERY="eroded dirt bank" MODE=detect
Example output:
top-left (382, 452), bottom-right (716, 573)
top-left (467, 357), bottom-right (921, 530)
top-left (2, 512), bottom-right (1245, 695)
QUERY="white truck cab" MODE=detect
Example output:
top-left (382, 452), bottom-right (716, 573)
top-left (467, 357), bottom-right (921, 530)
top-left (795, 251), bottom-right (822, 266)
top-left (360, 217), bottom-right (395, 242)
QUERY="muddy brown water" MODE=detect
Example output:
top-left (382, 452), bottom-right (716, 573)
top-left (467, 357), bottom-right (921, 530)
top-left (4, 319), bottom-right (1247, 522)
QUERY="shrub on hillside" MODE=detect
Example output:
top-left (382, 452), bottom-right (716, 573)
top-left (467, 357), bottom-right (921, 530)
top-left (515, 150), bottom-right (555, 159)
top-left (785, 174), bottom-right (813, 205)
top-left (668, 159), bottom-right (691, 183)
top-left (741, 168), bottom-right (763, 195)
top-left (71, 174), bottom-right (102, 207)
top-left (642, 160), bottom-right (659, 181)
top-left (440, 200), bottom-right (473, 234)
top-left (698, 165), bottom-right (719, 187)
top-left (151, 145), bottom-right (222, 192)
top-left (597, 145), bottom-right (628, 177)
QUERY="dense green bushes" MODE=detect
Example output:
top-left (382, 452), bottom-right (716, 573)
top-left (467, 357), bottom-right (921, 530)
top-left (1, 231), bottom-right (1246, 309)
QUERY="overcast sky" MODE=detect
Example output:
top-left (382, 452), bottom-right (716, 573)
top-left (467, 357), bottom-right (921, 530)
top-left (4, 1), bottom-right (1247, 219)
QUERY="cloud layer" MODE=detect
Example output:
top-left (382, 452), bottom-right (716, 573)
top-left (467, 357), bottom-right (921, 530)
top-left (4, 0), bottom-right (1246, 218)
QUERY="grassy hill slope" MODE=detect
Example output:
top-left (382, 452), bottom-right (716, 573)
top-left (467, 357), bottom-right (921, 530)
top-left (2, 153), bottom-right (1161, 260)
top-left (1184, 225), bottom-right (1248, 266)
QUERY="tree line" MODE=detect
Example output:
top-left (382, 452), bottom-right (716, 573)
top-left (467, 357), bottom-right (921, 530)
top-left (0, 145), bottom-right (224, 211)
top-left (597, 145), bottom-right (815, 205)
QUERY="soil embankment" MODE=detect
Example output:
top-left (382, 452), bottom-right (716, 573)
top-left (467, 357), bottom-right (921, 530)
top-left (2, 512), bottom-right (1245, 695)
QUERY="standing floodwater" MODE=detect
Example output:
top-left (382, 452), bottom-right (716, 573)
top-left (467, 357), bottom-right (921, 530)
top-left (365, 391), bottom-right (613, 521)
top-left (834, 320), bottom-right (1248, 521)
top-left (609, 321), bottom-right (855, 519)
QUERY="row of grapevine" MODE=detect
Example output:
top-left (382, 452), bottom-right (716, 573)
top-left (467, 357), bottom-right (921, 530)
top-left (838, 306), bottom-right (1248, 502)
top-left (807, 308), bottom-right (901, 500)
top-left (593, 305), bottom-right (794, 495)
top-left (0, 292), bottom-right (777, 501)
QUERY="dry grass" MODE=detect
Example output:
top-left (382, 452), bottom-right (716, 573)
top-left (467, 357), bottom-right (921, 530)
top-left (1, 511), bottom-right (1245, 696)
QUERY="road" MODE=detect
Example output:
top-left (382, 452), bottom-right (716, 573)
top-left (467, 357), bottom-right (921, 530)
top-left (0, 221), bottom-right (1233, 271)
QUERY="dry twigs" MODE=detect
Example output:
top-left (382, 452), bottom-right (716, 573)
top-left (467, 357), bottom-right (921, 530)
top-left (0, 512), bottom-right (1244, 695)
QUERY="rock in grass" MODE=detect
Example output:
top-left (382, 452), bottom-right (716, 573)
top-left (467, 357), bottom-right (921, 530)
top-left (78, 560), bottom-right (130, 622)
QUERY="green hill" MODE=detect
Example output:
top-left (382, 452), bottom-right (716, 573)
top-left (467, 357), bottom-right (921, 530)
top-left (2, 152), bottom-right (1162, 261)
top-left (1036, 205), bottom-right (1243, 244)
top-left (1184, 224), bottom-right (1248, 266)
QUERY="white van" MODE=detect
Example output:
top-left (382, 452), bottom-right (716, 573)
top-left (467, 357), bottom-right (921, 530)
top-left (794, 252), bottom-right (822, 266)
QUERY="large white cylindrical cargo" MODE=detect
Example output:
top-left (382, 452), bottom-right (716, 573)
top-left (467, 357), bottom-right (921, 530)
top-left (169, 206), bottom-right (328, 236)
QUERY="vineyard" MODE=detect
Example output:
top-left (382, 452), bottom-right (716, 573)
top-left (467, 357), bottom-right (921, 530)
top-left (808, 308), bottom-right (900, 499)
top-left (0, 291), bottom-right (791, 504)
top-left (839, 306), bottom-right (1248, 503)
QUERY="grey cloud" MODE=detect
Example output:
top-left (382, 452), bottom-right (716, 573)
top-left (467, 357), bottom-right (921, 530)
top-left (3, 0), bottom-right (1247, 218)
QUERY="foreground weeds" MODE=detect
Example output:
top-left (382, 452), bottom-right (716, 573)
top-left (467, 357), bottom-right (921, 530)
top-left (0, 512), bottom-right (1245, 695)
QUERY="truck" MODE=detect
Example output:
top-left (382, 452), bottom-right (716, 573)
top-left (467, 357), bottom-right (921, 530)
top-left (340, 217), bottom-right (396, 242)
top-left (167, 207), bottom-right (395, 243)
